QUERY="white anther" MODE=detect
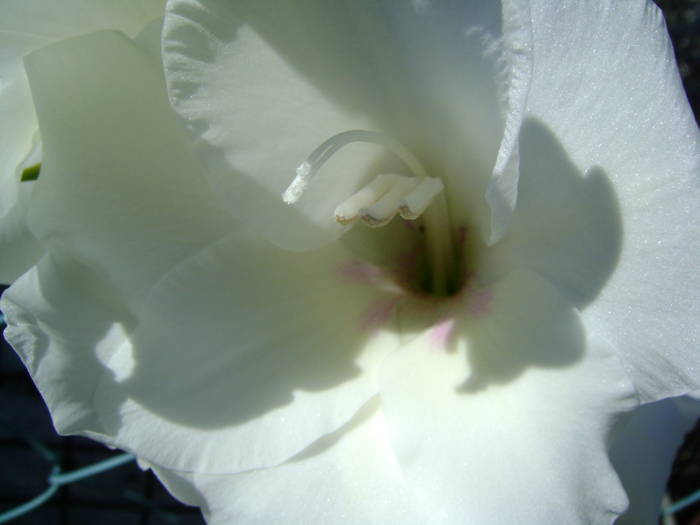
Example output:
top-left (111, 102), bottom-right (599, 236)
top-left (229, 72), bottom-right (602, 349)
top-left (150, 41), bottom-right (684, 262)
top-left (335, 174), bottom-right (445, 227)
top-left (399, 177), bottom-right (445, 219)
top-left (360, 176), bottom-right (418, 227)
top-left (334, 174), bottom-right (400, 224)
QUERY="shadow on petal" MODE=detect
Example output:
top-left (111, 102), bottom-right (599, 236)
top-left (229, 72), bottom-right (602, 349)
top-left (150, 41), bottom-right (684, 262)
top-left (459, 269), bottom-right (586, 392)
top-left (108, 224), bottom-right (415, 429)
top-left (436, 118), bottom-right (621, 391)
top-left (9, 19), bottom-right (624, 476)
top-left (2, 248), bottom-right (133, 438)
top-left (480, 117), bottom-right (623, 308)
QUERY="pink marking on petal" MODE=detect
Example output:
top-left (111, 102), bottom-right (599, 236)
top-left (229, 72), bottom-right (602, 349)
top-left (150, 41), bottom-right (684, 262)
top-left (338, 260), bottom-right (384, 285)
top-left (457, 226), bottom-right (469, 245)
top-left (430, 317), bottom-right (456, 350)
top-left (396, 248), bottom-right (421, 268)
top-left (361, 297), bottom-right (400, 331)
top-left (402, 218), bottom-right (416, 231)
top-left (469, 289), bottom-right (493, 315)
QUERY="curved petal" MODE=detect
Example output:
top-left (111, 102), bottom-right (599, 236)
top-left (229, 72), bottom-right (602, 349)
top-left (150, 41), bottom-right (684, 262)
top-left (1, 249), bottom-right (133, 441)
top-left (149, 400), bottom-right (426, 525)
top-left (24, 30), bottom-right (235, 313)
top-left (485, 0), bottom-right (532, 244)
top-left (0, 0), bottom-right (166, 279)
top-left (380, 271), bottom-right (638, 524)
top-left (525, 1), bottom-right (700, 402)
top-left (162, 0), bottom-right (513, 249)
top-left (91, 233), bottom-right (401, 473)
top-left (612, 394), bottom-right (700, 525)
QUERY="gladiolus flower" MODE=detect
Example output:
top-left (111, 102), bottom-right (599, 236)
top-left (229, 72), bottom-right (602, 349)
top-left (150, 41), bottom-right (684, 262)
top-left (1, 1), bottom-right (698, 524)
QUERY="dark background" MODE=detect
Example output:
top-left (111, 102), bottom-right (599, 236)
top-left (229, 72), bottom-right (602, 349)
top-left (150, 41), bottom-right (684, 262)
top-left (1, 2), bottom-right (699, 524)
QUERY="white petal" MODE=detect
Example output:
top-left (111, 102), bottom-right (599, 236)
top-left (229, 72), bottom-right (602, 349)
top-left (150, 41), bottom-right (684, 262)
top-left (0, 166), bottom-right (43, 283)
top-left (0, 42), bottom-right (44, 280)
top-left (1, 249), bottom-right (132, 440)
top-left (162, 0), bottom-right (512, 249)
top-left (485, 0), bottom-right (532, 244)
top-left (133, 18), bottom-right (165, 68)
top-left (0, 60), bottom-right (38, 219)
top-left (24, 30), bottom-right (234, 312)
top-left (380, 270), bottom-right (638, 524)
top-left (0, 0), bottom-right (165, 278)
top-left (150, 400), bottom-right (426, 525)
top-left (91, 233), bottom-right (402, 473)
top-left (0, 0), bottom-right (164, 40)
top-left (612, 394), bottom-right (700, 525)
top-left (479, 118), bottom-right (622, 309)
top-left (525, 1), bottom-right (700, 402)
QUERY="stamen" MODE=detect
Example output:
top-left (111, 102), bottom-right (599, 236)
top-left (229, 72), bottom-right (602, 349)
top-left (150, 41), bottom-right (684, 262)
top-left (399, 177), bottom-right (444, 220)
top-left (282, 130), bottom-right (428, 204)
top-left (334, 174), bottom-right (402, 224)
top-left (361, 176), bottom-right (417, 227)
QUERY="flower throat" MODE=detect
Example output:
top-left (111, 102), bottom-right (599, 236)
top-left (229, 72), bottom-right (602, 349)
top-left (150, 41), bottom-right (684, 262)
top-left (283, 130), bottom-right (463, 297)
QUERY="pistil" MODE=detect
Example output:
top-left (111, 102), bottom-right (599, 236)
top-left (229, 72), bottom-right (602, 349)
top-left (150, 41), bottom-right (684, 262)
top-left (283, 129), bottom-right (458, 295)
top-left (423, 191), bottom-right (456, 295)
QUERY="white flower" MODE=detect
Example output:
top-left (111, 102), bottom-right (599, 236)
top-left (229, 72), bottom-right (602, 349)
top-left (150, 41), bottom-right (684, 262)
top-left (1, 1), bottom-right (699, 524)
